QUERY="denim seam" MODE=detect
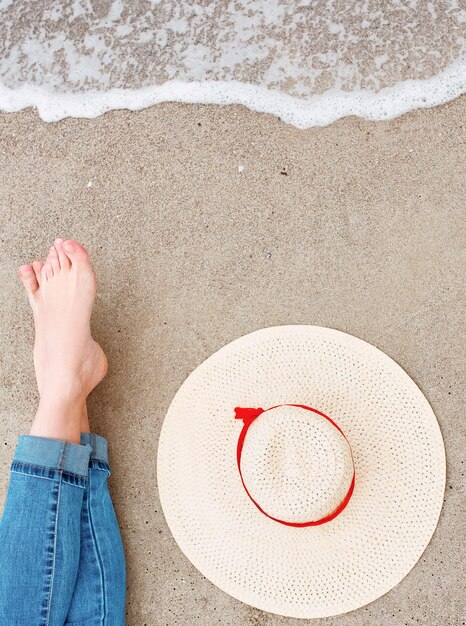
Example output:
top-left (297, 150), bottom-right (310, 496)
top-left (9, 470), bottom-right (87, 489)
top-left (45, 474), bottom-right (62, 626)
top-left (10, 470), bottom-right (53, 483)
top-left (58, 442), bottom-right (68, 470)
top-left (88, 470), bottom-right (107, 623)
top-left (11, 461), bottom-right (88, 481)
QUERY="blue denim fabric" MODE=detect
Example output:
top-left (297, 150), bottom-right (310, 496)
top-left (0, 434), bottom-right (126, 626)
top-left (66, 434), bottom-right (126, 626)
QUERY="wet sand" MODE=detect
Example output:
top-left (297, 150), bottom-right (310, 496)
top-left (0, 97), bottom-right (464, 624)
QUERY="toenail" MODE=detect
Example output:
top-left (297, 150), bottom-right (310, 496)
top-left (64, 242), bottom-right (74, 252)
top-left (21, 268), bottom-right (31, 276)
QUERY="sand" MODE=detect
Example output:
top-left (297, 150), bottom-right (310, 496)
top-left (0, 97), bottom-right (464, 625)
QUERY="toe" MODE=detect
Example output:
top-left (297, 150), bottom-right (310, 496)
top-left (54, 238), bottom-right (70, 270)
top-left (63, 240), bottom-right (89, 266)
top-left (18, 264), bottom-right (39, 296)
top-left (42, 262), bottom-right (54, 281)
top-left (47, 245), bottom-right (60, 273)
top-left (32, 261), bottom-right (44, 286)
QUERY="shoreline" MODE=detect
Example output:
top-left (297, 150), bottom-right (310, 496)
top-left (0, 57), bottom-right (465, 126)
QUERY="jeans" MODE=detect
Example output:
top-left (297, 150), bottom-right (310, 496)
top-left (0, 434), bottom-right (126, 625)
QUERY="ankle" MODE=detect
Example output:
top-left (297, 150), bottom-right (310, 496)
top-left (39, 377), bottom-right (86, 406)
top-left (37, 392), bottom-right (86, 415)
top-left (30, 395), bottom-right (85, 445)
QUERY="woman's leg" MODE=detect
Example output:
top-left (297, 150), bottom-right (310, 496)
top-left (0, 239), bottom-right (110, 624)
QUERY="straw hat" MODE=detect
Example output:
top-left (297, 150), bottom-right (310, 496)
top-left (157, 326), bottom-right (445, 618)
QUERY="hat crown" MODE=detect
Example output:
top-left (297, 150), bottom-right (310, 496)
top-left (240, 405), bottom-right (354, 524)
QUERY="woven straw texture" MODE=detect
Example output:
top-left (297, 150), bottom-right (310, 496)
top-left (157, 326), bottom-right (445, 618)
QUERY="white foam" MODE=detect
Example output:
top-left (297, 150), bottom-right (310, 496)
top-left (0, 0), bottom-right (465, 126)
top-left (0, 57), bottom-right (464, 127)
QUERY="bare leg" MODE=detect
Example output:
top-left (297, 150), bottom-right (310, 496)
top-left (0, 238), bottom-right (111, 623)
top-left (1, 239), bottom-right (125, 625)
top-left (18, 238), bottom-right (107, 443)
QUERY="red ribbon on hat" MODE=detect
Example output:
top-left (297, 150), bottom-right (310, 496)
top-left (234, 404), bottom-right (355, 527)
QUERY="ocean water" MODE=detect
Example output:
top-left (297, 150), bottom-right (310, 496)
top-left (0, 0), bottom-right (465, 126)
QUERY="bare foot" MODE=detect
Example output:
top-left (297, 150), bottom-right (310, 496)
top-left (18, 238), bottom-right (107, 442)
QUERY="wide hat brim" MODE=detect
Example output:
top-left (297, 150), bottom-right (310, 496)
top-left (157, 326), bottom-right (445, 618)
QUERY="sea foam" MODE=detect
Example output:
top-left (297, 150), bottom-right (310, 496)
top-left (0, 0), bottom-right (465, 127)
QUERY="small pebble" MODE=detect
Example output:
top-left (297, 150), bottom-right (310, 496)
top-left (237, 165), bottom-right (244, 173)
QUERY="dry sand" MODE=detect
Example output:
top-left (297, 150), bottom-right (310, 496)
top-left (0, 97), bottom-right (464, 625)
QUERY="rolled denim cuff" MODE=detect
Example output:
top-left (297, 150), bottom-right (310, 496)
top-left (80, 433), bottom-right (108, 464)
top-left (14, 435), bottom-right (92, 478)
